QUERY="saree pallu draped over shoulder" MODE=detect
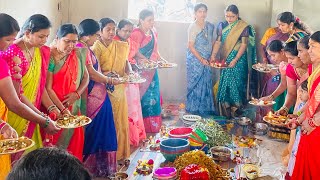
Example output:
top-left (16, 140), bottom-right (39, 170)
top-left (49, 48), bottom-right (87, 161)
top-left (217, 20), bottom-right (257, 113)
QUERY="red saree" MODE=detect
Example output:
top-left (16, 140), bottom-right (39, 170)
top-left (49, 48), bottom-right (88, 161)
top-left (291, 65), bottom-right (320, 180)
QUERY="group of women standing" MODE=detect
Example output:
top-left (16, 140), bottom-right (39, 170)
top-left (186, 3), bottom-right (257, 118)
top-left (186, 3), bottom-right (320, 179)
top-left (0, 8), bottom-right (163, 179)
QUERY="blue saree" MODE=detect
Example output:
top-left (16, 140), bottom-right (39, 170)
top-left (186, 22), bottom-right (215, 115)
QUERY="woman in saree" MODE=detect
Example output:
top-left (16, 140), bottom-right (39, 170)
top-left (0, 13), bottom-right (59, 179)
top-left (211, 4), bottom-right (257, 118)
top-left (186, 3), bottom-right (215, 116)
top-left (277, 12), bottom-right (311, 43)
top-left (46, 24), bottom-right (89, 161)
top-left (260, 27), bottom-right (288, 64)
top-left (276, 40), bottom-right (309, 115)
top-left (287, 31), bottom-right (320, 180)
top-left (92, 18), bottom-right (130, 161)
top-left (3, 14), bottom-right (60, 160)
top-left (114, 19), bottom-right (147, 146)
top-left (260, 40), bottom-right (289, 112)
top-left (77, 19), bottom-right (119, 177)
top-left (130, 9), bottom-right (163, 133)
top-left (259, 27), bottom-right (288, 110)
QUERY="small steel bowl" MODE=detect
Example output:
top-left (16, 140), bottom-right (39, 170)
top-left (249, 123), bottom-right (268, 135)
top-left (236, 117), bottom-right (252, 126)
top-left (210, 146), bottom-right (232, 162)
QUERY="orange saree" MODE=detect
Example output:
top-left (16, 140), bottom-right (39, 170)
top-left (48, 48), bottom-right (88, 161)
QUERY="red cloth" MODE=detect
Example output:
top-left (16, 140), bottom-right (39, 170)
top-left (292, 66), bottom-right (320, 180)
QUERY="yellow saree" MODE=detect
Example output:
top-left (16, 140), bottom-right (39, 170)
top-left (7, 48), bottom-right (43, 153)
top-left (92, 40), bottom-right (130, 160)
top-left (0, 99), bottom-right (10, 180)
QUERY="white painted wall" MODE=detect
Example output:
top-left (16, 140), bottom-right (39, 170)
top-left (0, 0), bottom-right (63, 43)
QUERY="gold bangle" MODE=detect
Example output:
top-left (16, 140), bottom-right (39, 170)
top-left (281, 106), bottom-right (289, 113)
top-left (269, 94), bottom-right (275, 100)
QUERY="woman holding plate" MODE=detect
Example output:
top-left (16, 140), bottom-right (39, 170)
top-left (77, 19), bottom-right (119, 177)
top-left (114, 19), bottom-right (147, 147)
top-left (46, 24), bottom-right (90, 161)
top-left (185, 3), bottom-right (215, 116)
top-left (130, 9), bottom-right (164, 133)
top-left (211, 4), bottom-right (257, 118)
top-left (92, 18), bottom-right (130, 161)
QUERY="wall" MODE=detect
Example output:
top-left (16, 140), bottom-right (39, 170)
top-left (0, 0), bottom-right (62, 43)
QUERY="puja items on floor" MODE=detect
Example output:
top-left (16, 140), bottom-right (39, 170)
top-left (193, 119), bottom-right (232, 148)
top-left (180, 164), bottom-right (210, 180)
top-left (188, 129), bottom-right (209, 153)
top-left (153, 167), bottom-right (177, 180)
top-left (263, 112), bottom-right (290, 141)
top-left (133, 159), bottom-right (154, 176)
top-left (160, 138), bottom-right (190, 162)
top-left (173, 150), bottom-right (227, 179)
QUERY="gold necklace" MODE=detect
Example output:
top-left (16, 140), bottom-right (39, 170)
top-left (22, 40), bottom-right (34, 62)
top-left (295, 67), bottom-right (307, 77)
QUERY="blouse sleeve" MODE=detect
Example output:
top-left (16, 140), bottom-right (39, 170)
top-left (91, 42), bottom-right (101, 64)
top-left (240, 26), bottom-right (249, 38)
top-left (187, 23), bottom-right (198, 42)
top-left (286, 64), bottom-right (299, 80)
top-left (48, 58), bottom-right (55, 72)
top-left (216, 22), bottom-right (223, 37)
top-left (84, 49), bottom-right (92, 65)
top-left (130, 30), bottom-right (143, 47)
top-left (0, 58), bottom-right (10, 80)
top-left (128, 39), bottom-right (138, 64)
top-left (3, 45), bottom-right (23, 81)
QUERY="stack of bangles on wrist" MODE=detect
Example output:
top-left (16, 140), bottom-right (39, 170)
top-left (280, 106), bottom-right (289, 114)
top-left (0, 121), bottom-right (7, 132)
top-left (47, 104), bottom-right (58, 113)
top-left (268, 94), bottom-right (274, 100)
top-left (44, 116), bottom-right (50, 128)
top-left (74, 91), bottom-right (81, 99)
top-left (40, 113), bottom-right (50, 128)
top-left (61, 107), bottom-right (69, 114)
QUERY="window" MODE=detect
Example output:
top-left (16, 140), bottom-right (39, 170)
top-left (128, 0), bottom-right (197, 23)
